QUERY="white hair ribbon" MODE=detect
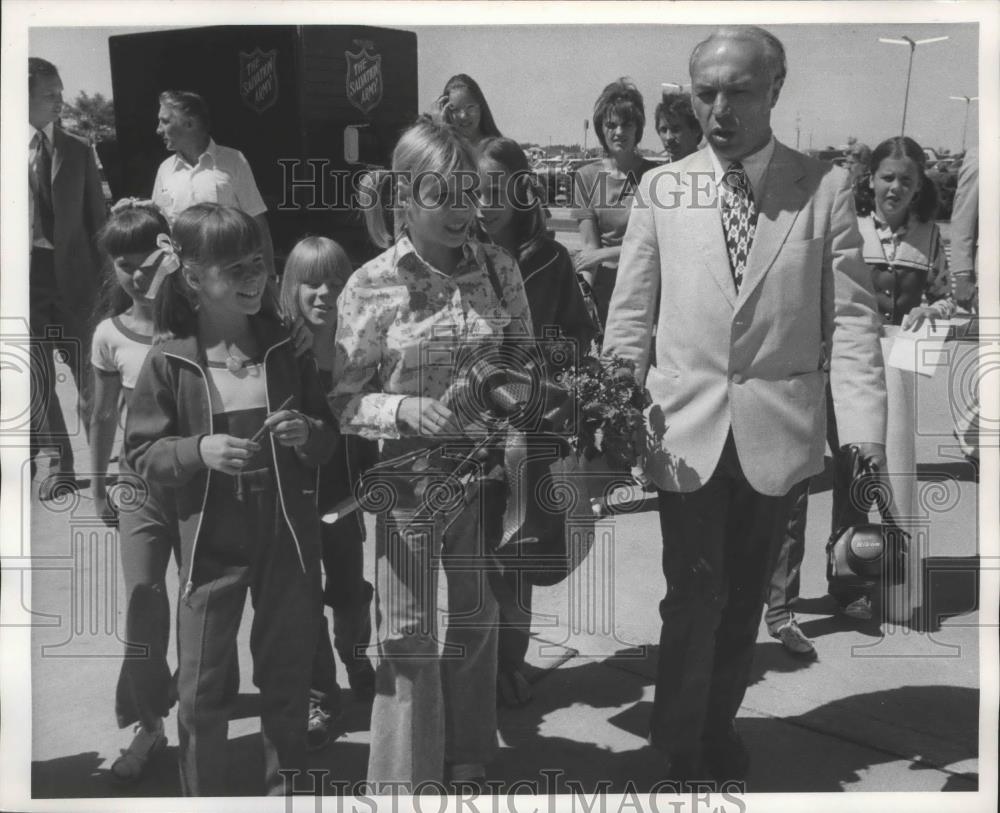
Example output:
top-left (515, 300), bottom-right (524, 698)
top-left (141, 233), bottom-right (182, 301)
top-left (110, 197), bottom-right (158, 215)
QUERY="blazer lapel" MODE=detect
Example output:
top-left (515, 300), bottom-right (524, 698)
top-left (736, 142), bottom-right (808, 308)
top-left (51, 128), bottom-right (66, 183)
top-left (688, 150), bottom-right (737, 309)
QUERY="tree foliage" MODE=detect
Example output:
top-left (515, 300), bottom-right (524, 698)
top-left (61, 91), bottom-right (116, 143)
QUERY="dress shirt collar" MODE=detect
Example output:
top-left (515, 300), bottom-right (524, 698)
top-left (706, 135), bottom-right (776, 198)
top-left (872, 212), bottom-right (909, 239)
top-left (173, 138), bottom-right (218, 170)
top-left (394, 233), bottom-right (481, 276)
top-left (30, 122), bottom-right (55, 147)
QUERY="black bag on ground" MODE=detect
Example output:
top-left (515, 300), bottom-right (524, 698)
top-left (826, 445), bottom-right (909, 590)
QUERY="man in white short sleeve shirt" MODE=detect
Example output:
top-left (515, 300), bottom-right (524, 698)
top-left (151, 90), bottom-right (275, 275)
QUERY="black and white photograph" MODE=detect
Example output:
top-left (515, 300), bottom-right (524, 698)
top-left (1, 1), bottom-right (997, 811)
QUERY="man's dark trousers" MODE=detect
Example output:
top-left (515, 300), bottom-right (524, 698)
top-left (29, 246), bottom-right (91, 472)
top-left (650, 432), bottom-right (793, 756)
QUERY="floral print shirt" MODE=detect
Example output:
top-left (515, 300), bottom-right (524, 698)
top-left (330, 235), bottom-right (533, 440)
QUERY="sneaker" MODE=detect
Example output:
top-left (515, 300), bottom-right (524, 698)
top-left (306, 699), bottom-right (340, 752)
top-left (840, 595), bottom-right (873, 621)
top-left (110, 719), bottom-right (167, 784)
top-left (773, 619), bottom-right (816, 658)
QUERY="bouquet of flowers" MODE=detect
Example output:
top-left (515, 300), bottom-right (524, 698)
top-left (561, 352), bottom-right (653, 474)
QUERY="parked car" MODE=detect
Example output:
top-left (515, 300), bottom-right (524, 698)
top-left (534, 158), bottom-right (571, 205)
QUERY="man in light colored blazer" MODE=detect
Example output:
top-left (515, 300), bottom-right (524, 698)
top-left (29, 57), bottom-right (107, 495)
top-left (602, 26), bottom-right (887, 784)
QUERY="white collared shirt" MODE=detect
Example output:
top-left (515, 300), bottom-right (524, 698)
top-left (706, 135), bottom-right (776, 199)
top-left (151, 138), bottom-right (267, 224)
top-left (29, 122), bottom-right (55, 156)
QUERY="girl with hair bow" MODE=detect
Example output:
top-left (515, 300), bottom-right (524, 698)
top-left (89, 199), bottom-right (179, 782)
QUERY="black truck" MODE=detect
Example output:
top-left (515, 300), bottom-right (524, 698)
top-left (105, 24), bottom-right (418, 265)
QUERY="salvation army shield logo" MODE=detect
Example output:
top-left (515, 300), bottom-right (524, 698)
top-left (239, 48), bottom-right (279, 114)
top-left (345, 47), bottom-right (383, 114)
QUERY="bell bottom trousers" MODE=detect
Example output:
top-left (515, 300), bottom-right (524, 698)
top-left (366, 479), bottom-right (502, 791)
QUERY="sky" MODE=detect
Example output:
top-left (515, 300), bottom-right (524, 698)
top-left (25, 17), bottom-right (981, 155)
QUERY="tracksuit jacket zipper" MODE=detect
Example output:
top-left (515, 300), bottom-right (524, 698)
top-left (166, 337), bottom-right (307, 602)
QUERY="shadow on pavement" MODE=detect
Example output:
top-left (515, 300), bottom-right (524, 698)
top-left (921, 555), bottom-right (981, 631)
top-left (495, 651), bottom-right (980, 794)
top-left (916, 461), bottom-right (978, 483)
top-left (31, 664), bottom-right (980, 797)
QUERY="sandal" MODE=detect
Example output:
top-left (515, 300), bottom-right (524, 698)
top-left (110, 720), bottom-right (167, 784)
top-left (496, 668), bottom-right (532, 708)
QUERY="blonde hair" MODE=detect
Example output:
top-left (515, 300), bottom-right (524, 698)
top-left (357, 115), bottom-right (479, 249)
top-left (279, 236), bottom-right (352, 321)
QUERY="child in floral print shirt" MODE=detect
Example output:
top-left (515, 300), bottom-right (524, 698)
top-left (330, 116), bottom-right (533, 791)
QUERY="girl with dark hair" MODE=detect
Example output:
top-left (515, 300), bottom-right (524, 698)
top-left (89, 199), bottom-right (177, 783)
top-left (824, 136), bottom-right (955, 622)
top-left (124, 203), bottom-right (337, 795)
top-left (278, 236), bottom-right (378, 752)
top-left (855, 135), bottom-right (953, 329)
top-left (476, 137), bottom-right (597, 706)
top-left (91, 200), bottom-right (169, 516)
top-left (572, 77), bottom-right (657, 328)
top-left (437, 73), bottom-right (503, 147)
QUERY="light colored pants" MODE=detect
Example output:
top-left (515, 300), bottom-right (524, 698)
top-left (366, 479), bottom-right (501, 790)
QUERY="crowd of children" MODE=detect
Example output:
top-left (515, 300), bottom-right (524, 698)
top-left (37, 72), bottom-right (964, 794)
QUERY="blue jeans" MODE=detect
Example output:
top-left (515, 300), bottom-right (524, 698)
top-left (366, 477), bottom-right (502, 790)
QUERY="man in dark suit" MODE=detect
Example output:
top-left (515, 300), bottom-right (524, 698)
top-left (603, 26), bottom-right (887, 784)
top-left (29, 57), bottom-right (107, 497)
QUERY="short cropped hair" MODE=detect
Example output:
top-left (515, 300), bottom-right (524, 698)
top-left (689, 26), bottom-right (787, 85)
top-left (29, 57), bottom-right (60, 94)
top-left (159, 90), bottom-right (211, 132)
top-left (593, 78), bottom-right (646, 153)
top-left (655, 92), bottom-right (700, 133)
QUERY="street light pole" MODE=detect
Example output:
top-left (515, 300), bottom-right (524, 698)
top-left (878, 35), bottom-right (949, 136)
top-left (949, 95), bottom-right (979, 153)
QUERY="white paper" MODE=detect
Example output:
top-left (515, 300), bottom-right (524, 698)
top-left (886, 318), bottom-right (970, 377)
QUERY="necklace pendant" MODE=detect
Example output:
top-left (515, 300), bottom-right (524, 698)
top-left (225, 355), bottom-right (244, 373)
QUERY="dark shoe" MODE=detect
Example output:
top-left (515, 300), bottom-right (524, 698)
top-left (306, 697), bottom-right (342, 752)
top-left (704, 724), bottom-right (749, 782)
top-left (110, 719), bottom-right (167, 784)
top-left (347, 660), bottom-right (376, 703)
top-left (497, 668), bottom-right (533, 708)
top-left (447, 763), bottom-right (486, 795)
top-left (662, 752), bottom-right (707, 789)
top-left (772, 619), bottom-right (816, 658)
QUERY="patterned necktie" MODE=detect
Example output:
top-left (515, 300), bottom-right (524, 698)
top-left (32, 130), bottom-right (54, 242)
top-left (720, 161), bottom-right (757, 292)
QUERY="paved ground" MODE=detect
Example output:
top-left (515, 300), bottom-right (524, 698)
top-left (10, 221), bottom-right (994, 806)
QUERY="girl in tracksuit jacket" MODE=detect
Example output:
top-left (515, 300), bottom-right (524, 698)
top-left (123, 204), bottom-right (336, 796)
